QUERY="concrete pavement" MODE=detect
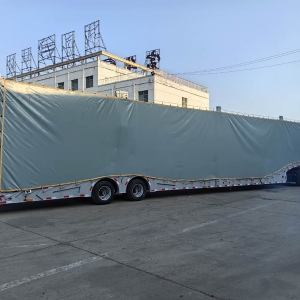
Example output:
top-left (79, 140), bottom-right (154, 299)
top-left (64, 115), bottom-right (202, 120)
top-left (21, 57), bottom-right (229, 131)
top-left (0, 185), bottom-right (299, 299)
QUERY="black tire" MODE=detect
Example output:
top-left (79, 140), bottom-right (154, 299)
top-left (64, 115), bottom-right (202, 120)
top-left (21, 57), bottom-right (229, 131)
top-left (126, 179), bottom-right (147, 201)
top-left (92, 181), bottom-right (115, 205)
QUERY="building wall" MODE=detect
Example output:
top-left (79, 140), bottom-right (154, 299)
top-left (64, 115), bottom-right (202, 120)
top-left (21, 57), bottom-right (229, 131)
top-left (97, 60), bottom-right (144, 84)
top-left (95, 76), bottom-right (155, 101)
top-left (27, 59), bottom-right (145, 93)
top-left (154, 76), bottom-right (209, 109)
top-left (24, 59), bottom-right (209, 109)
top-left (95, 75), bottom-right (209, 109)
top-left (27, 60), bottom-right (99, 92)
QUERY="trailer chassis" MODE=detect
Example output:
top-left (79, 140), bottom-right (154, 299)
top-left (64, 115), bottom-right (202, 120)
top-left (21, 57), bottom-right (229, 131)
top-left (0, 163), bottom-right (298, 206)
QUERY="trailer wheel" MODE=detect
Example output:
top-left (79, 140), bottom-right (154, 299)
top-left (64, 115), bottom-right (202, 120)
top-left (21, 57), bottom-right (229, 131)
top-left (92, 181), bottom-right (115, 205)
top-left (126, 179), bottom-right (147, 201)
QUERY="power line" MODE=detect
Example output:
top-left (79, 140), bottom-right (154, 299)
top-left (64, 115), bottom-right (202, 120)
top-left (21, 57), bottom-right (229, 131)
top-left (177, 58), bottom-right (300, 76)
top-left (174, 48), bottom-right (300, 75)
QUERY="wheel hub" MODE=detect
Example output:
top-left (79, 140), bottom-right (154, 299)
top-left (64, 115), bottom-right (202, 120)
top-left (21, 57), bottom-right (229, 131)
top-left (98, 186), bottom-right (112, 201)
top-left (132, 183), bottom-right (144, 198)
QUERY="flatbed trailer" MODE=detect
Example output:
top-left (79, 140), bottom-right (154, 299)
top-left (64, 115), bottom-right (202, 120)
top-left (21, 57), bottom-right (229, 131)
top-left (0, 79), bottom-right (299, 206)
top-left (0, 165), bottom-right (298, 206)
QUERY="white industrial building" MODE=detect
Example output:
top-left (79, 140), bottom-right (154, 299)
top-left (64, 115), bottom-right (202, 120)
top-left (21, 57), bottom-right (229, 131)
top-left (12, 51), bottom-right (209, 109)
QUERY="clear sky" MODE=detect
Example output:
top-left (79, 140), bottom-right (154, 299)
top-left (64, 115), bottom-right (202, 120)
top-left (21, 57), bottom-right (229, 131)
top-left (1, 0), bottom-right (300, 120)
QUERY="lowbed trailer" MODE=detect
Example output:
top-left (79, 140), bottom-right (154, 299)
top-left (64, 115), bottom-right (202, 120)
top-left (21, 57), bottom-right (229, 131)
top-left (0, 79), bottom-right (299, 206)
top-left (0, 167), bottom-right (298, 205)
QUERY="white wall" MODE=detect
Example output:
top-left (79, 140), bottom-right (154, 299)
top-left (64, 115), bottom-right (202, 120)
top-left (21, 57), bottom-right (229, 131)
top-left (95, 75), bottom-right (209, 110)
top-left (24, 58), bottom-right (209, 109)
top-left (27, 60), bottom-right (99, 92)
top-left (95, 76), bottom-right (155, 101)
top-left (97, 60), bottom-right (144, 84)
top-left (154, 76), bottom-right (209, 109)
top-left (28, 59), bottom-right (145, 94)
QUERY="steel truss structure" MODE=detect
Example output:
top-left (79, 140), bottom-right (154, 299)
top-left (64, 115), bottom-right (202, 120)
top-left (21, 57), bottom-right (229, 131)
top-left (61, 31), bottom-right (80, 64)
top-left (6, 54), bottom-right (19, 78)
top-left (10, 50), bottom-right (154, 81)
top-left (85, 20), bottom-right (107, 62)
top-left (21, 48), bottom-right (37, 78)
top-left (6, 20), bottom-right (122, 78)
top-left (38, 35), bottom-right (60, 72)
top-left (6, 20), bottom-right (165, 80)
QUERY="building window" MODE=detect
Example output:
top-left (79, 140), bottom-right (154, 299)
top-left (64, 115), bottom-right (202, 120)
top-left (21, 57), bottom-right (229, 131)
top-left (71, 79), bottom-right (78, 91)
top-left (57, 82), bottom-right (64, 89)
top-left (182, 97), bottom-right (187, 108)
top-left (86, 76), bottom-right (93, 88)
top-left (138, 90), bottom-right (148, 102)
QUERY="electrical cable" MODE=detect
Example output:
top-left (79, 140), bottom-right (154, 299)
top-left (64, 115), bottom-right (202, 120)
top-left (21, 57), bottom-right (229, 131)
top-left (177, 58), bottom-right (300, 76)
top-left (174, 48), bottom-right (300, 75)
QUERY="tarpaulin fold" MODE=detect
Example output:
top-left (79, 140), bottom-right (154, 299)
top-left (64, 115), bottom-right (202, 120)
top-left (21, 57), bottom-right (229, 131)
top-left (0, 79), bottom-right (300, 191)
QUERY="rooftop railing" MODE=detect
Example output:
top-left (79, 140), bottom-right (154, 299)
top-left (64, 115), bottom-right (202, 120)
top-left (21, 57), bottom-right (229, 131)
top-left (160, 72), bottom-right (208, 93)
top-left (98, 70), bottom-right (208, 93)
